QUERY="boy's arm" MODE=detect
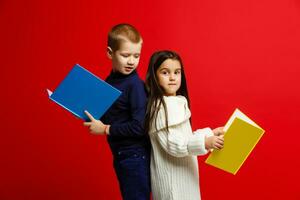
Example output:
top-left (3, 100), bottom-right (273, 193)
top-left (84, 110), bottom-right (108, 135)
top-left (108, 81), bottom-right (147, 137)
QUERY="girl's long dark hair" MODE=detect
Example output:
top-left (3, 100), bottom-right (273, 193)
top-left (144, 50), bottom-right (191, 134)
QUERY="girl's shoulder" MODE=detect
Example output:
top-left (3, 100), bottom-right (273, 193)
top-left (162, 95), bottom-right (187, 106)
top-left (154, 95), bottom-right (190, 128)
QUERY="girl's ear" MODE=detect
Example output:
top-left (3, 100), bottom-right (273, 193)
top-left (107, 46), bottom-right (113, 59)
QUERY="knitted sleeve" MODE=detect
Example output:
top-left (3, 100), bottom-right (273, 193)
top-left (152, 96), bottom-right (214, 157)
top-left (155, 123), bottom-right (213, 157)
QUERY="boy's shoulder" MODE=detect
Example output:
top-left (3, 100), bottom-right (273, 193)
top-left (126, 71), bottom-right (145, 87)
top-left (126, 73), bottom-right (147, 97)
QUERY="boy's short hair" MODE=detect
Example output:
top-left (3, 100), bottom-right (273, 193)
top-left (108, 24), bottom-right (142, 51)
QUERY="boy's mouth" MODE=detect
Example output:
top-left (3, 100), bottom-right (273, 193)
top-left (124, 67), bottom-right (134, 71)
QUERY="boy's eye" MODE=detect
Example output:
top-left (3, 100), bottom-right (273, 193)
top-left (121, 54), bottom-right (130, 57)
top-left (134, 55), bottom-right (140, 59)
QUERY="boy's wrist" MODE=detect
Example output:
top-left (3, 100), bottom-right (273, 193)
top-left (104, 125), bottom-right (110, 135)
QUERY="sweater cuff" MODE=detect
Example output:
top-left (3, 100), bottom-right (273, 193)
top-left (108, 124), bottom-right (115, 136)
top-left (203, 127), bottom-right (214, 138)
top-left (187, 128), bottom-right (213, 155)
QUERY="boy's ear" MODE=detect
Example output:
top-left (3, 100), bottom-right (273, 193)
top-left (107, 47), bottom-right (113, 59)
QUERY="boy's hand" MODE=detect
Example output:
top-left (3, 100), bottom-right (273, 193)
top-left (83, 110), bottom-right (107, 135)
top-left (213, 127), bottom-right (225, 136)
top-left (205, 135), bottom-right (224, 150)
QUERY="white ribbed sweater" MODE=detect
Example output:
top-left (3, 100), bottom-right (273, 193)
top-left (149, 96), bottom-right (213, 200)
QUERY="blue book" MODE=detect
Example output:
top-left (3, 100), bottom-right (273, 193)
top-left (47, 64), bottom-right (121, 121)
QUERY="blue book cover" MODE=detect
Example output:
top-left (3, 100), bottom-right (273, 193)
top-left (47, 64), bottom-right (121, 121)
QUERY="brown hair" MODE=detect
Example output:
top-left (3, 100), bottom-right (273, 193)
top-left (108, 24), bottom-right (142, 51)
top-left (145, 50), bottom-right (191, 134)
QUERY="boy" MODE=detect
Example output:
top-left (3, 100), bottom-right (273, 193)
top-left (84, 24), bottom-right (150, 200)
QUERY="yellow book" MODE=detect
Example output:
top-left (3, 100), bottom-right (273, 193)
top-left (205, 108), bottom-right (265, 175)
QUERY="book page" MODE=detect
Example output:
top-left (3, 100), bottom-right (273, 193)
top-left (224, 108), bottom-right (262, 131)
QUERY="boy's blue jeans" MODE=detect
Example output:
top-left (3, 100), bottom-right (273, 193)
top-left (113, 146), bottom-right (151, 200)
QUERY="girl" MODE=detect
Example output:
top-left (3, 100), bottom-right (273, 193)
top-left (145, 50), bottom-right (224, 200)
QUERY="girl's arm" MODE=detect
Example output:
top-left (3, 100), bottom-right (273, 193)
top-left (155, 125), bottom-right (213, 157)
top-left (152, 96), bottom-right (224, 157)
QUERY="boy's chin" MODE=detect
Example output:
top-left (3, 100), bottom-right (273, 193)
top-left (121, 68), bottom-right (135, 74)
top-left (113, 67), bottom-right (135, 75)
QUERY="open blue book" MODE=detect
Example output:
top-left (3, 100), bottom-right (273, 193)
top-left (47, 64), bottom-right (121, 121)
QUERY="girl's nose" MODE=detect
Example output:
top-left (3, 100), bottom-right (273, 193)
top-left (169, 74), bottom-right (175, 81)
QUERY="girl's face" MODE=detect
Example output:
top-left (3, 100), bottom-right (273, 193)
top-left (156, 58), bottom-right (182, 96)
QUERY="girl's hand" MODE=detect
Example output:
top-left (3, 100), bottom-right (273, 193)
top-left (83, 110), bottom-right (108, 135)
top-left (213, 127), bottom-right (225, 136)
top-left (205, 135), bottom-right (224, 150)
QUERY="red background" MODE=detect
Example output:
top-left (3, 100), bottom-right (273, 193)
top-left (1, 0), bottom-right (300, 199)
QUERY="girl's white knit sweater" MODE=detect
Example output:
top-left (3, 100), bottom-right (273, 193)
top-left (149, 95), bottom-right (213, 200)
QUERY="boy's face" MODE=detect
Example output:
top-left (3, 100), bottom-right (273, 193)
top-left (107, 40), bottom-right (142, 75)
top-left (156, 59), bottom-right (182, 96)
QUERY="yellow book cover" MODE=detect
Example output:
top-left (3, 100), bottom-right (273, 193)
top-left (205, 108), bottom-right (265, 175)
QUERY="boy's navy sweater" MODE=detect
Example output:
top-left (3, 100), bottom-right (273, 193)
top-left (101, 70), bottom-right (150, 154)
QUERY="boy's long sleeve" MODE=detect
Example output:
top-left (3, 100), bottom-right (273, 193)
top-left (108, 81), bottom-right (147, 138)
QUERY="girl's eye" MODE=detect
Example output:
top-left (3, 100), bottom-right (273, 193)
top-left (175, 71), bottom-right (181, 75)
top-left (162, 71), bottom-right (168, 75)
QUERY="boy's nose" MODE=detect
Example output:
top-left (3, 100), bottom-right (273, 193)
top-left (128, 57), bottom-right (134, 65)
